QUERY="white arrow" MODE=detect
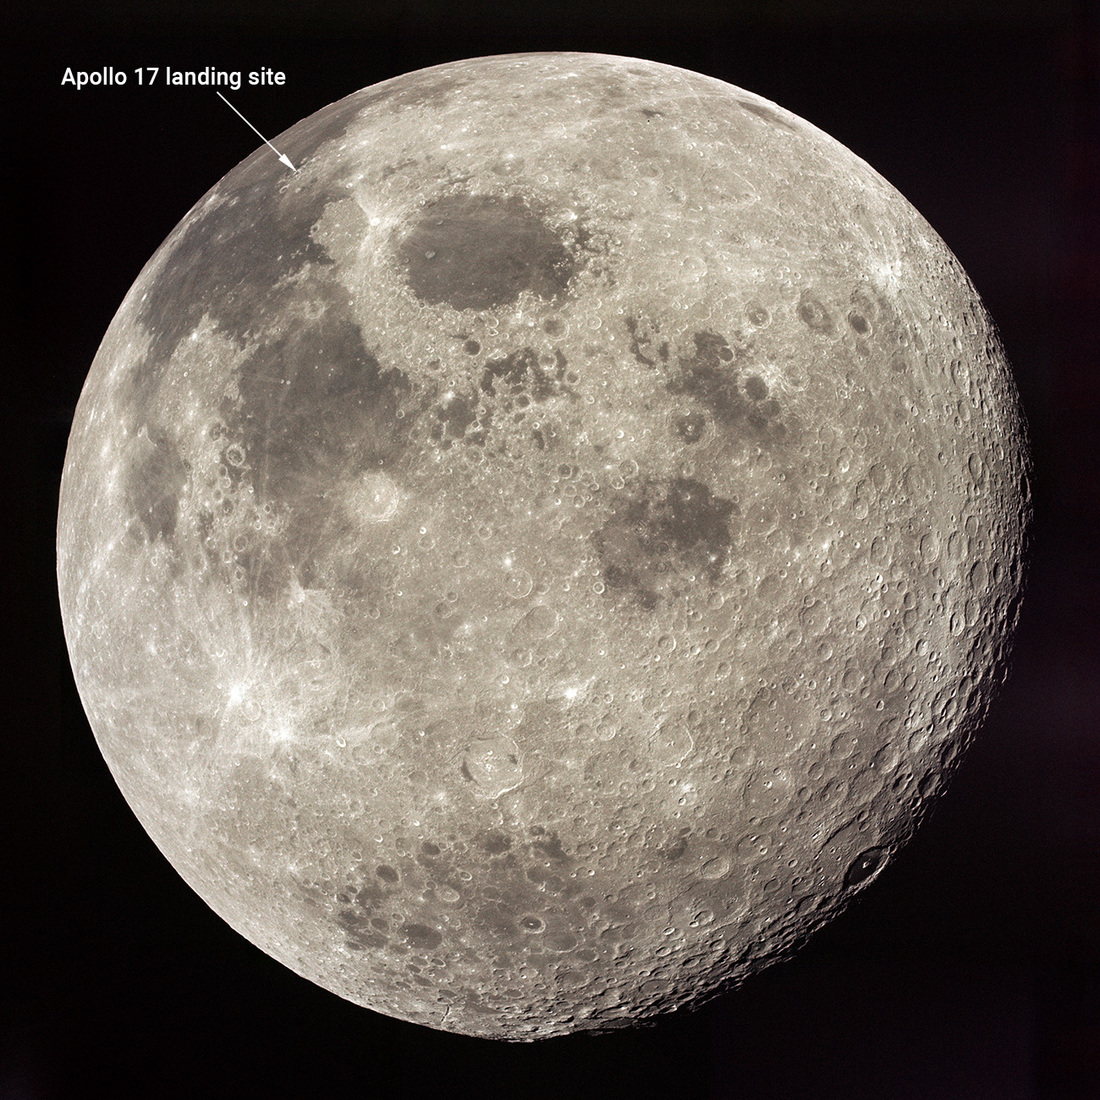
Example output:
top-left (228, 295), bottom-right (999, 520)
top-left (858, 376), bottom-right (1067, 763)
top-left (216, 91), bottom-right (297, 171)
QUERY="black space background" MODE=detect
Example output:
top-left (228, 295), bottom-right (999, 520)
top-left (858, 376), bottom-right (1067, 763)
top-left (4, 2), bottom-right (1098, 1098)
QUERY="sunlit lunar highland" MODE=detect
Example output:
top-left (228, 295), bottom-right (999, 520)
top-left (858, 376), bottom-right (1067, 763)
top-left (58, 53), bottom-right (1031, 1039)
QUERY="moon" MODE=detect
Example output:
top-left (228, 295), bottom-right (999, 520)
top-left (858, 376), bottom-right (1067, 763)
top-left (57, 53), bottom-right (1031, 1040)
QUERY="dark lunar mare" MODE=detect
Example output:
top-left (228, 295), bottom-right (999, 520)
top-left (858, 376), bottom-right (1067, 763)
top-left (594, 476), bottom-right (739, 609)
top-left (398, 193), bottom-right (578, 312)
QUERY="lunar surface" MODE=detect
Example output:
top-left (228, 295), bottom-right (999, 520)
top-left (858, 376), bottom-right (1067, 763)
top-left (57, 53), bottom-right (1031, 1040)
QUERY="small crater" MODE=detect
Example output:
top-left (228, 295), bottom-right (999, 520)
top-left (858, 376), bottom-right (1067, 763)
top-left (376, 865), bottom-right (399, 883)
